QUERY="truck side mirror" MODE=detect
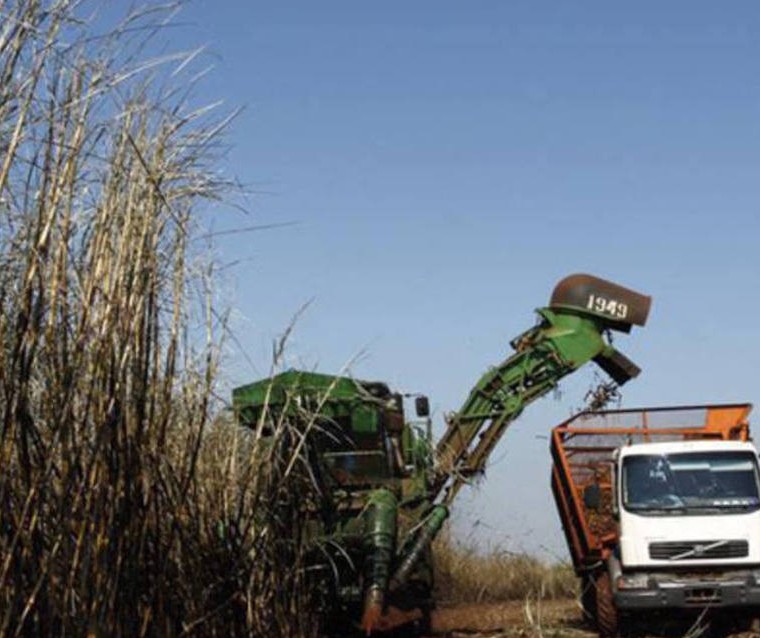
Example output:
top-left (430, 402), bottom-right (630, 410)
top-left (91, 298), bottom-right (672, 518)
top-left (415, 396), bottom-right (430, 418)
top-left (583, 483), bottom-right (602, 511)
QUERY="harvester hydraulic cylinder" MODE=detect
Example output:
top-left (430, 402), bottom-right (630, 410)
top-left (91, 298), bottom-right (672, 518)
top-left (361, 488), bottom-right (398, 634)
top-left (390, 504), bottom-right (449, 591)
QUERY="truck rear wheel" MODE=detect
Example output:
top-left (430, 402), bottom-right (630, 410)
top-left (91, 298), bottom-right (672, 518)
top-left (580, 575), bottom-right (597, 623)
top-left (594, 572), bottom-right (619, 638)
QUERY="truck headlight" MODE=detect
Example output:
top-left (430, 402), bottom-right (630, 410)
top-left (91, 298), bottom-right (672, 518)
top-left (617, 573), bottom-right (649, 590)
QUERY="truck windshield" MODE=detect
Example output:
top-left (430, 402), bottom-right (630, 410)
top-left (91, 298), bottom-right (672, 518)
top-left (622, 451), bottom-right (760, 514)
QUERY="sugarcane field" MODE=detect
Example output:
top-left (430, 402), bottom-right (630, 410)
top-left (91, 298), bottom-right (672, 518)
top-left (1, 1), bottom-right (760, 637)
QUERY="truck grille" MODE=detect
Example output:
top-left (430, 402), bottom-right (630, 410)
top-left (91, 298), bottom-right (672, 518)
top-left (649, 540), bottom-right (748, 561)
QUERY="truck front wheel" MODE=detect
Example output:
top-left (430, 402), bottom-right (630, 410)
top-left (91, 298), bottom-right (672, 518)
top-left (594, 572), bottom-right (619, 638)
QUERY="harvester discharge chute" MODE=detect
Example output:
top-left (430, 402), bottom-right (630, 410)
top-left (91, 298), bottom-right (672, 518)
top-left (433, 273), bottom-right (651, 505)
top-left (231, 273), bottom-right (651, 635)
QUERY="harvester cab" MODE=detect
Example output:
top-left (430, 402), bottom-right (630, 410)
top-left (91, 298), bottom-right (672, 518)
top-left (232, 370), bottom-right (430, 488)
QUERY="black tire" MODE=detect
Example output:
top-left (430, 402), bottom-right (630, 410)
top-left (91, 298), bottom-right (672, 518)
top-left (594, 572), bottom-right (619, 638)
top-left (580, 574), bottom-right (597, 624)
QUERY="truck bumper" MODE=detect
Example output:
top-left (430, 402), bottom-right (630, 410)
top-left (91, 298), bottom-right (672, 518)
top-left (615, 572), bottom-right (760, 610)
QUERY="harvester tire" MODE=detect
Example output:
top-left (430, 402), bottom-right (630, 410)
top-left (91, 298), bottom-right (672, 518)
top-left (580, 575), bottom-right (597, 623)
top-left (594, 572), bottom-right (619, 638)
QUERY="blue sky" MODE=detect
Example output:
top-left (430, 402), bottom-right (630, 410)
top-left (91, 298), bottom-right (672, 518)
top-left (164, 2), bottom-right (760, 557)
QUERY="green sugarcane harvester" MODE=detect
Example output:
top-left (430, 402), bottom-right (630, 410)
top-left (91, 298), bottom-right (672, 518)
top-left (232, 274), bottom-right (651, 634)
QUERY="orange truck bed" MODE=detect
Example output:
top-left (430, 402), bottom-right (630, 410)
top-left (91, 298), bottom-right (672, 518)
top-left (550, 404), bottom-right (752, 573)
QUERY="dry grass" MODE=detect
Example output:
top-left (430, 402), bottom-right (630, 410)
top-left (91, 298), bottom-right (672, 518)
top-left (433, 529), bottom-right (578, 605)
top-left (0, 2), bottom-right (320, 636)
top-left (0, 3), bottom-right (592, 636)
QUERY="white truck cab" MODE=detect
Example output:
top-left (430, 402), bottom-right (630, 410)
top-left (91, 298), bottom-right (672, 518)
top-left (612, 439), bottom-right (760, 609)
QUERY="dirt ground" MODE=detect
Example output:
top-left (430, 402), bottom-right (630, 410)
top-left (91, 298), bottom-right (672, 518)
top-left (429, 599), bottom-right (591, 637)
top-left (427, 599), bottom-right (760, 638)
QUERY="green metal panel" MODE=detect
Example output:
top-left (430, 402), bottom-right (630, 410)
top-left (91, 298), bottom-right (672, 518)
top-left (232, 369), bottom-right (391, 432)
top-left (233, 369), bottom-right (379, 409)
top-left (352, 403), bottom-right (379, 434)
